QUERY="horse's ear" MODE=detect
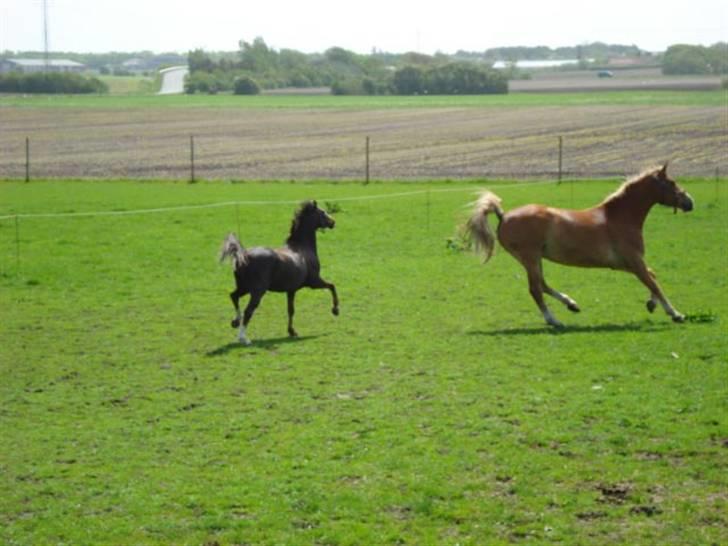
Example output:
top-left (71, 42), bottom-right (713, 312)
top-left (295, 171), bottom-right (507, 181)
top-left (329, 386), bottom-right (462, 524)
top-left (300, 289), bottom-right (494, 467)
top-left (312, 200), bottom-right (318, 208)
top-left (659, 162), bottom-right (669, 178)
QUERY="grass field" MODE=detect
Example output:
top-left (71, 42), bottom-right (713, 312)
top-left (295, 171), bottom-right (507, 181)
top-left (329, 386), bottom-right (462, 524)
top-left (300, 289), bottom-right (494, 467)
top-left (1, 90), bottom-right (726, 180)
top-left (2, 90), bottom-right (726, 109)
top-left (1, 177), bottom-right (726, 545)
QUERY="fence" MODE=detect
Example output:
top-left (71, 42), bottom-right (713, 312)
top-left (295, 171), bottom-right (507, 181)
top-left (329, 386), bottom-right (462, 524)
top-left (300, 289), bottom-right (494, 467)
top-left (9, 134), bottom-right (725, 184)
top-left (1, 180), bottom-right (565, 275)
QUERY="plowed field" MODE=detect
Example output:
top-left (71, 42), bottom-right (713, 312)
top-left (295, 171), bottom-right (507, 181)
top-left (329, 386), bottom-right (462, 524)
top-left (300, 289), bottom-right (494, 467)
top-left (1, 94), bottom-right (725, 180)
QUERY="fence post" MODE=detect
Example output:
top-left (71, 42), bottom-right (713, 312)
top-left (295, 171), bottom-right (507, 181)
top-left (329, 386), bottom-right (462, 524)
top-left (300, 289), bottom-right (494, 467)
top-left (25, 137), bottom-right (30, 183)
top-left (189, 135), bottom-right (196, 183)
top-left (557, 136), bottom-right (563, 184)
top-left (365, 136), bottom-right (370, 184)
top-left (15, 215), bottom-right (20, 273)
top-left (716, 166), bottom-right (720, 202)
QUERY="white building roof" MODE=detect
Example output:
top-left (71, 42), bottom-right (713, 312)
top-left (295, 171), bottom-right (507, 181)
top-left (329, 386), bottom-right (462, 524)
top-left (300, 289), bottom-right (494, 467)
top-left (6, 59), bottom-right (85, 68)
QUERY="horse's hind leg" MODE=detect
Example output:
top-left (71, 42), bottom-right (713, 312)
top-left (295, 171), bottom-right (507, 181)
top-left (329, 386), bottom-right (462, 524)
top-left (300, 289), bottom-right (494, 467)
top-left (238, 291), bottom-right (265, 345)
top-left (287, 291), bottom-right (298, 337)
top-left (230, 288), bottom-right (244, 328)
top-left (541, 267), bottom-right (580, 313)
top-left (522, 257), bottom-right (563, 327)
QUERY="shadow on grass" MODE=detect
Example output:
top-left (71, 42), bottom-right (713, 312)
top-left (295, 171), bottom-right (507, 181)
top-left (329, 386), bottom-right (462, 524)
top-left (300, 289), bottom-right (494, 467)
top-left (206, 335), bottom-right (322, 357)
top-left (468, 320), bottom-right (674, 337)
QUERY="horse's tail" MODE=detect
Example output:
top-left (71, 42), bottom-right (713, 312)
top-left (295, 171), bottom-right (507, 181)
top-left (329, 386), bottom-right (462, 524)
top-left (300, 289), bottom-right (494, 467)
top-left (219, 233), bottom-right (248, 269)
top-left (464, 190), bottom-right (504, 263)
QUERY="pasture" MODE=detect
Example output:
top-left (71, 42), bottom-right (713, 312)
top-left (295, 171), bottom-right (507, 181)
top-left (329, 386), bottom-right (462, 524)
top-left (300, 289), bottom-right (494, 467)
top-left (1, 177), bottom-right (726, 545)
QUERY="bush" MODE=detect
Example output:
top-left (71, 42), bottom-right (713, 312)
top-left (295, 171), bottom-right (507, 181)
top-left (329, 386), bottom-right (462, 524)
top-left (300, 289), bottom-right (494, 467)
top-left (392, 63), bottom-right (508, 95)
top-left (0, 72), bottom-right (108, 94)
top-left (233, 76), bottom-right (261, 95)
top-left (184, 71), bottom-right (232, 94)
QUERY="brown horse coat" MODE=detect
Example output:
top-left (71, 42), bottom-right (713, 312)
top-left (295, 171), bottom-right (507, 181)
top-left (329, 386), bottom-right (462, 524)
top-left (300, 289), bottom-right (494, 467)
top-left (466, 164), bottom-right (694, 327)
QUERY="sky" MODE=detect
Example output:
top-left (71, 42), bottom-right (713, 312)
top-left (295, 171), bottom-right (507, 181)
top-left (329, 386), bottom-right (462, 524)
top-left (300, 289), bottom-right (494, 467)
top-left (2, 0), bottom-right (726, 55)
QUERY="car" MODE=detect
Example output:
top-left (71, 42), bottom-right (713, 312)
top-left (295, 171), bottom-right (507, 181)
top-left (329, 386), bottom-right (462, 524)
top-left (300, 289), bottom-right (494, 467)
top-left (597, 70), bottom-right (614, 78)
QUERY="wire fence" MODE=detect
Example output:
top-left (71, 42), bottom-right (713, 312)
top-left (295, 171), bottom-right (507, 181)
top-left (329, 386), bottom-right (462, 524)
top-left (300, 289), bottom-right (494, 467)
top-left (6, 133), bottom-right (726, 184)
top-left (1, 180), bottom-right (564, 277)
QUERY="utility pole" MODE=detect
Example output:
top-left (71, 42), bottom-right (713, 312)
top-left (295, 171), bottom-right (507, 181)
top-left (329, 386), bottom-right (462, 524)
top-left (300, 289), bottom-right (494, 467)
top-left (43, 0), bottom-right (50, 71)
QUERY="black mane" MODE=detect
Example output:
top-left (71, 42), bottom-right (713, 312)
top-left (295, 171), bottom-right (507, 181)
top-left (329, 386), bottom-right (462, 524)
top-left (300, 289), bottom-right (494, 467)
top-left (287, 200), bottom-right (318, 243)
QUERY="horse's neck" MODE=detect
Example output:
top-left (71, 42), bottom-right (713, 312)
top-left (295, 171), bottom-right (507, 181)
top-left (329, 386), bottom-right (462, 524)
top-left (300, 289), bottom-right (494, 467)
top-left (287, 229), bottom-right (318, 255)
top-left (603, 184), bottom-right (658, 228)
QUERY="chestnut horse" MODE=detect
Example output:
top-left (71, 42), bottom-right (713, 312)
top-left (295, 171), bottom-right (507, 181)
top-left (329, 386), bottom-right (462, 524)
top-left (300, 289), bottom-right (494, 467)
top-left (220, 200), bottom-right (339, 345)
top-left (465, 165), bottom-right (694, 327)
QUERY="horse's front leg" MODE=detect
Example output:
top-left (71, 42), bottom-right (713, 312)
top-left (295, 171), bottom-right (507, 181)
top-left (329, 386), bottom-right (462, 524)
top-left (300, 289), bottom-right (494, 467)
top-left (632, 263), bottom-right (684, 322)
top-left (645, 268), bottom-right (659, 313)
top-left (287, 291), bottom-right (298, 337)
top-left (310, 277), bottom-right (339, 316)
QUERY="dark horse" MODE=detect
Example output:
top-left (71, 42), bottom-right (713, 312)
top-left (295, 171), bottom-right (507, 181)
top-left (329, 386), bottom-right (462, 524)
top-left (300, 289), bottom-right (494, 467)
top-left (465, 164), bottom-right (694, 327)
top-left (220, 200), bottom-right (339, 345)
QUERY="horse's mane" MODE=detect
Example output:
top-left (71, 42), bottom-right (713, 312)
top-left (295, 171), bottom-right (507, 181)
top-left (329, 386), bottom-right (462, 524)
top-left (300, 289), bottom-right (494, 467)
top-left (601, 166), bottom-right (663, 205)
top-left (287, 200), bottom-right (317, 241)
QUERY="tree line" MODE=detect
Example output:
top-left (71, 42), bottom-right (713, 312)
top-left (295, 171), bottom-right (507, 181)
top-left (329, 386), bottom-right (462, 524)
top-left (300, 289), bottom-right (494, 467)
top-left (662, 43), bottom-right (728, 75)
top-left (185, 38), bottom-right (507, 95)
top-left (0, 72), bottom-right (108, 94)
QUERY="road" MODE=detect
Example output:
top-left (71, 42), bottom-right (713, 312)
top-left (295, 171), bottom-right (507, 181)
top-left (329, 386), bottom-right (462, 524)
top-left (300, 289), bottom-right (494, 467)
top-left (157, 66), bottom-right (189, 95)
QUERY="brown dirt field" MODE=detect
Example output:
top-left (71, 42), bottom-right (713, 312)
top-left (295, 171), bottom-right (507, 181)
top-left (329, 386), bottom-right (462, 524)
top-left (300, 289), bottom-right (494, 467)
top-left (0, 104), bottom-right (725, 180)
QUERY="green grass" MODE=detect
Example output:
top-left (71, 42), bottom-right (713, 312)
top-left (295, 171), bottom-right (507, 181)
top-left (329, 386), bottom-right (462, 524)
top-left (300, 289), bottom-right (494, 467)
top-left (0, 89), bottom-right (725, 109)
top-left (1, 178), bottom-right (726, 545)
top-left (97, 75), bottom-right (158, 95)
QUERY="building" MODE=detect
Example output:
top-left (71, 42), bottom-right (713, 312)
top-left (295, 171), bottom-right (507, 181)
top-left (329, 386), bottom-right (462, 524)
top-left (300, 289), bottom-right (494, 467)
top-left (0, 59), bottom-right (86, 74)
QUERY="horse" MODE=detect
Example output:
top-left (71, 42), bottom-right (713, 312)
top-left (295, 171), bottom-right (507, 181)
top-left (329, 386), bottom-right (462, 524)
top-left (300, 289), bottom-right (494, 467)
top-left (219, 200), bottom-right (339, 345)
top-left (464, 164), bottom-right (694, 327)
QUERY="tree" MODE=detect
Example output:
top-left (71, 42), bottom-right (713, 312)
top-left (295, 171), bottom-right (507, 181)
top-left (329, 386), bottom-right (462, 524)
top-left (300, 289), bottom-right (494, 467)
top-left (393, 66), bottom-right (426, 94)
top-left (233, 76), bottom-right (261, 95)
top-left (239, 37), bottom-right (277, 72)
top-left (188, 49), bottom-right (215, 73)
top-left (662, 45), bottom-right (711, 75)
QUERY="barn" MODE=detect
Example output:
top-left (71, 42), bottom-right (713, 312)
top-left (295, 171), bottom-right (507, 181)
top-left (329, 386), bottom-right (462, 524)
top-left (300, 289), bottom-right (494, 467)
top-left (0, 58), bottom-right (86, 74)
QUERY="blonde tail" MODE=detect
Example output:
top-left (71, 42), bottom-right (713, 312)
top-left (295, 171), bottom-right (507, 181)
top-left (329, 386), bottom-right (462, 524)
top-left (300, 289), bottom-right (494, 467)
top-left (219, 233), bottom-right (248, 269)
top-left (465, 191), bottom-right (504, 263)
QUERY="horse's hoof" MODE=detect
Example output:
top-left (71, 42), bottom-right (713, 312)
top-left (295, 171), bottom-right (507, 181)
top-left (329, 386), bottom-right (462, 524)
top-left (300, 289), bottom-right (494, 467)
top-left (239, 336), bottom-right (252, 346)
top-left (332, 307), bottom-right (339, 316)
top-left (646, 300), bottom-right (657, 313)
top-left (288, 329), bottom-right (299, 338)
top-left (672, 313), bottom-right (685, 323)
top-left (567, 303), bottom-right (581, 313)
top-left (547, 319), bottom-right (565, 329)
top-left (231, 318), bottom-right (240, 328)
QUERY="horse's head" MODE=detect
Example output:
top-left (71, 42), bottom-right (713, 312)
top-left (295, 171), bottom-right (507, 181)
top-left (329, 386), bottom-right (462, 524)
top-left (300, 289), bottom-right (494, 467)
top-left (290, 201), bottom-right (335, 240)
top-left (310, 200), bottom-right (335, 229)
top-left (653, 164), bottom-right (694, 213)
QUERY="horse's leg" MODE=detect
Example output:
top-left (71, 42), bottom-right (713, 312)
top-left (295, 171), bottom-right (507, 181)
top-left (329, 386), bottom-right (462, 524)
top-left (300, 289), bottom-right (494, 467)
top-left (540, 263), bottom-right (580, 312)
top-left (230, 288), bottom-right (243, 328)
top-left (630, 262), bottom-right (684, 322)
top-left (522, 258), bottom-right (563, 327)
top-left (239, 291), bottom-right (265, 345)
top-left (309, 277), bottom-right (339, 316)
top-left (287, 291), bottom-right (298, 337)
top-left (645, 268), bottom-right (658, 313)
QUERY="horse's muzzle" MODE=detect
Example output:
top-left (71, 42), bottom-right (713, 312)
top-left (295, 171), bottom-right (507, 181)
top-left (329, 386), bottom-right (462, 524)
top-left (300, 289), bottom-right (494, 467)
top-left (679, 193), bottom-right (694, 212)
